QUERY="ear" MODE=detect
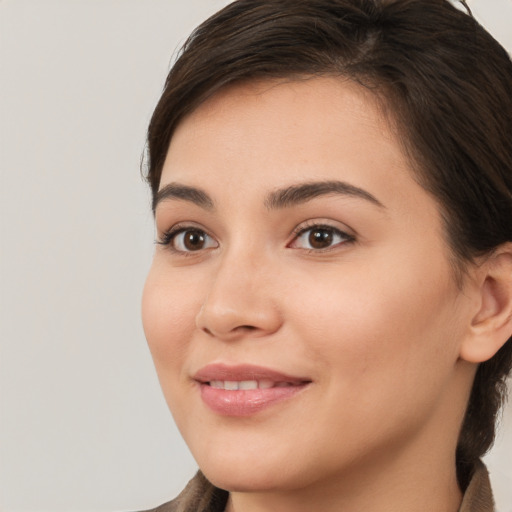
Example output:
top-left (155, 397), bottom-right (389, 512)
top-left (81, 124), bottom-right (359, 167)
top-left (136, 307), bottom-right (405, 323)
top-left (459, 243), bottom-right (512, 364)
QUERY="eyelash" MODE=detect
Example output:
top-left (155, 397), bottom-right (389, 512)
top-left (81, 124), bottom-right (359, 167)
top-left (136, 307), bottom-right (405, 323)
top-left (290, 222), bottom-right (355, 252)
top-left (157, 225), bottom-right (191, 246)
top-left (156, 222), bottom-right (355, 254)
top-left (156, 224), bottom-right (217, 255)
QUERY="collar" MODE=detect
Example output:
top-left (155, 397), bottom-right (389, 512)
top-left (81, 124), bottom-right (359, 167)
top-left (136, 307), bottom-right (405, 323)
top-left (459, 460), bottom-right (495, 512)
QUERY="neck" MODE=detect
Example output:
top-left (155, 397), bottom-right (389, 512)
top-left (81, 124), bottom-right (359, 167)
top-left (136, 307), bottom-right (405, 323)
top-left (225, 446), bottom-right (463, 512)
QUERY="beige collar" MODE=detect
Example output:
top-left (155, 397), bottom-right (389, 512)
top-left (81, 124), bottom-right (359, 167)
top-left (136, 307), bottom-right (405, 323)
top-left (459, 460), bottom-right (495, 512)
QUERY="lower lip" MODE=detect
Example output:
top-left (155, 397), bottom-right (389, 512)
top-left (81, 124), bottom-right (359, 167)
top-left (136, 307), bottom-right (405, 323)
top-left (199, 383), bottom-right (308, 417)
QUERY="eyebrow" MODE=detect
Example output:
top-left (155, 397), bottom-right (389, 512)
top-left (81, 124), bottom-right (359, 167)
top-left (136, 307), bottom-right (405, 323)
top-left (154, 179), bottom-right (385, 212)
top-left (153, 183), bottom-right (214, 212)
top-left (264, 180), bottom-right (385, 210)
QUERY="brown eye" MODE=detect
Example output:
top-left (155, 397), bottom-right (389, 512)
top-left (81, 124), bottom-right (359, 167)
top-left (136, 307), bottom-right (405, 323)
top-left (290, 224), bottom-right (354, 251)
top-left (308, 228), bottom-right (333, 249)
top-left (182, 230), bottom-right (206, 251)
top-left (167, 228), bottom-right (218, 252)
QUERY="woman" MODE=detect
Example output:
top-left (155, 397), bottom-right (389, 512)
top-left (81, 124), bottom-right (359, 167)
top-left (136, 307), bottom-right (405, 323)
top-left (141, 0), bottom-right (512, 510)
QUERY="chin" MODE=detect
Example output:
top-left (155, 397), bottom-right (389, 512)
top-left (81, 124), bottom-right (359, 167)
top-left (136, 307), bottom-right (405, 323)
top-left (203, 466), bottom-right (297, 493)
top-left (206, 473), bottom-right (274, 493)
top-left (194, 447), bottom-right (305, 493)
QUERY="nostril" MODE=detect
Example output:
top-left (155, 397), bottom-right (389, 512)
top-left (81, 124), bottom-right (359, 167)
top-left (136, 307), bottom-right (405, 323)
top-left (200, 324), bottom-right (257, 338)
top-left (233, 325), bottom-right (258, 334)
top-left (195, 296), bottom-right (282, 339)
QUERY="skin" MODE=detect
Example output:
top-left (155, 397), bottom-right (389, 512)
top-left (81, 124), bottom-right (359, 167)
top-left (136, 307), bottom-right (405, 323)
top-left (142, 77), bottom-right (491, 512)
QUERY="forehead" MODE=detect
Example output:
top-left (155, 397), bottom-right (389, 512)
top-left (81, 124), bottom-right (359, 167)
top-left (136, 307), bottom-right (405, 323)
top-left (174, 77), bottom-right (395, 142)
top-left (162, 77), bottom-right (408, 194)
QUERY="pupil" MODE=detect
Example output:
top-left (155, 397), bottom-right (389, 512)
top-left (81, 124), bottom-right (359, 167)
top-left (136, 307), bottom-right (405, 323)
top-left (184, 230), bottom-right (205, 250)
top-left (309, 229), bottom-right (332, 249)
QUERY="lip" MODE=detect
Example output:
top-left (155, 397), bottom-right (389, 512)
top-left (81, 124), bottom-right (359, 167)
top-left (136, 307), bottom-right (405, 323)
top-left (194, 363), bottom-right (311, 417)
top-left (194, 363), bottom-right (308, 384)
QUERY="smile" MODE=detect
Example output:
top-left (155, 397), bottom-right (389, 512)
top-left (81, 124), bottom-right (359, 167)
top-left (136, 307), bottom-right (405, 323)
top-left (194, 364), bottom-right (311, 416)
top-left (208, 380), bottom-right (297, 390)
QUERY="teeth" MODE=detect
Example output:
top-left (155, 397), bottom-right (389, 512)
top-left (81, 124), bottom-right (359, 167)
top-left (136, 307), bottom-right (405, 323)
top-left (208, 380), bottom-right (287, 390)
top-left (239, 380), bottom-right (258, 390)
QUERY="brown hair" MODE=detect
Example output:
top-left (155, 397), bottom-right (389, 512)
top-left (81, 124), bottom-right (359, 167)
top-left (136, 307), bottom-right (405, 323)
top-left (145, 0), bottom-right (512, 494)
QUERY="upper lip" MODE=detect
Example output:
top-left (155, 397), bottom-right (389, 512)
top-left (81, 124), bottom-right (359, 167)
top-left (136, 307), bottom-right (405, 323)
top-left (193, 363), bottom-right (310, 384)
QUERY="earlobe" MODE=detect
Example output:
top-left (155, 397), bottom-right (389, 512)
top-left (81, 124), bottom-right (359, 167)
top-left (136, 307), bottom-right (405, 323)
top-left (460, 244), bottom-right (512, 364)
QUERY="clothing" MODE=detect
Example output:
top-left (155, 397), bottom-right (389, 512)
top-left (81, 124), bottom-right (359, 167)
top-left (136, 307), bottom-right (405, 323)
top-left (459, 460), bottom-right (495, 512)
top-left (141, 460), bottom-right (494, 512)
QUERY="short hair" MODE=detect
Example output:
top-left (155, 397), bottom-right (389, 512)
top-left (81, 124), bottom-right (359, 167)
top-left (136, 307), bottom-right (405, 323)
top-left (145, 0), bottom-right (512, 489)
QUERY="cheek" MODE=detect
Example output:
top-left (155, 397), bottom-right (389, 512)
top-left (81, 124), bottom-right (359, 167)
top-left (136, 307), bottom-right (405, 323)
top-left (282, 258), bottom-right (462, 457)
top-left (141, 263), bottom-right (197, 374)
top-left (291, 247), bottom-right (461, 389)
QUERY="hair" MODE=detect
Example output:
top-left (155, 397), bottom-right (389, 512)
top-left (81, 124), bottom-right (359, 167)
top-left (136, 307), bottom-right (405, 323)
top-left (144, 0), bottom-right (512, 497)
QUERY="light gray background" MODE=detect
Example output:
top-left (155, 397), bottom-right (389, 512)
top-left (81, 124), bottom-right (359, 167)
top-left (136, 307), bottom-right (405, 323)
top-left (1, 1), bottom-right (511, 511)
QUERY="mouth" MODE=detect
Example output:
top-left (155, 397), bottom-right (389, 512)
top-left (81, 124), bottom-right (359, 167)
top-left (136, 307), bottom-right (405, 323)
top-left (193, 363), bottom-right (312, 417)
top-left (208, 380), bottom-right (300, 390)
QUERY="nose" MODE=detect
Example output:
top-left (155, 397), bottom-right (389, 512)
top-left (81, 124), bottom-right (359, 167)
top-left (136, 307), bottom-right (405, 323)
top-left (195, 250), bottom-right (282, 341)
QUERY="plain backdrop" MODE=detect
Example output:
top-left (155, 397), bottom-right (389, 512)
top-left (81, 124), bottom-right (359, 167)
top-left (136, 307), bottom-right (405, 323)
top-left (1, 1), bottom-right (511, 511)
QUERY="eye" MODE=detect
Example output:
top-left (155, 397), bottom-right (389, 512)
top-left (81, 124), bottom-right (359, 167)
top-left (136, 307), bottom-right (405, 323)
top-left (289, 224), bottom-right (354, 251)
top-left (158, 227), bottom-right (218, 253)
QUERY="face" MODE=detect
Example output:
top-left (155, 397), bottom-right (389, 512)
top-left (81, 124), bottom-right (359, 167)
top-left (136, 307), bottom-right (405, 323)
top-left (142, 78), bottom-right (474, 493)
